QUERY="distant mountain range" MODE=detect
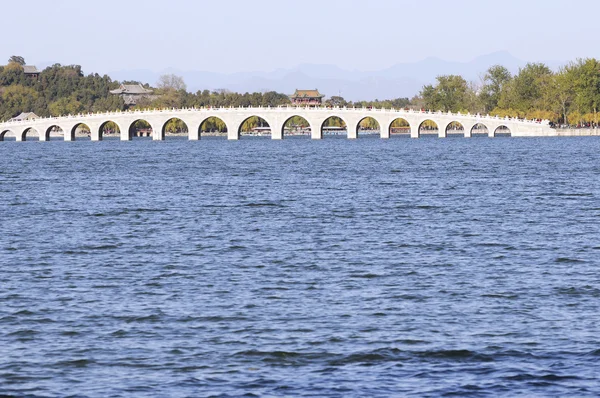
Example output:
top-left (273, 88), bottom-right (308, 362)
top-left (107, 52), bottom-right (564, 101)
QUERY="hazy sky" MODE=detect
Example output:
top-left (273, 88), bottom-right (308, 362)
top-left (2, 0), bottom-right (597, 74)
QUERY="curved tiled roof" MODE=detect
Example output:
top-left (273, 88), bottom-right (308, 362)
top-left (290, 89), bottom-right (324, 98)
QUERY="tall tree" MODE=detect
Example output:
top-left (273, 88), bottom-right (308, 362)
top-left (157, 74), bottom-right (186, 91)
top-left (480, 65), bottom-right (512, 112)
top-left (571, 58), bottom-right (600, 125)
top-left (421, 75), bottom-right (470, 112)
top-left (325, 96), bottom-right (347, 107)
top-left (8, 56), bottom-right (25, 65)
top-left (154, 74), bottom-right (187, 108)
top-left (550, 65), bottom-right (576, 125)
top-left (498, 63), bottom-right (553, 114)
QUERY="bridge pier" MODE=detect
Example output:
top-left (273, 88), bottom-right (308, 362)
top-left (308, 121), bottom-right (321, 139)
top-left (347, 125), bottom-right (358, 139)
top-left (271, 122), bottom-right (284, 140)
top-left (188, 124), bottom-right (201, 140)
top-left (381, 122), bottom-right (391, 139)
top-left (87, 122), bottom-right (101, 141)
top-left (311, 129), bottom-right (321, 139)
top-left (228, 129), bottom-right (239, 140)
top-left (463, 123), bottom-right (473, 138)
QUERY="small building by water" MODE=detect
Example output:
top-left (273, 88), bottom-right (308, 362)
top-left (10, 112), bottom-right (39, 122)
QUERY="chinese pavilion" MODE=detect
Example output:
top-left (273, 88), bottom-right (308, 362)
top-left (110, 84), bottom-right (155, 106)
top-left (23, 66), bottom-right (40, 78)
top-left (289, 89), bottom-right (324, 106)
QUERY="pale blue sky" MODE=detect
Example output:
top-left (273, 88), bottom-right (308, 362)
top-left (2, 0), bottom-right (596, 74)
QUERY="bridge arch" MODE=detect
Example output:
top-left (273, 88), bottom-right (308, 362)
top-left (21, 127), bottom-right (40, 141)
top-left (238, 115), bottom-right (272, 138)
top-left (357, 116), bottom-right (381, 137)
top-left (471, 123), bottom-right (489, 137)
top-left (283, 115), bottom-right (311, 138)
top-left (389, 117), bottom-right (412, 137)
top-left (418, 119), bottom-right (439, 138)
top-left (321, 115), bottom-right (347, 138)
top-left (0, 129), bottom-right (16, 141)
top-left (45, 125), bottom-right (65, 141)
top-left (71, 122), bottom-right (92, 140)
top-left (494, 125), bottom-right (512, 137)
top-left (199, 116), bottom-right (228, 138)
top-left (161, 117), bottom-right (189, 140)
top-left (98, 121), bottom-right (122, 141)
top-left (128, 119), bottom-right (155, 140)
top-left (445, 121), bottom-right (465, 137)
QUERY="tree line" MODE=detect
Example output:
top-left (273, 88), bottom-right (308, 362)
top-left (2, 55), bottom-right (600, 129)
top-left (418, 59), bottom-right (600, 128)
top-left (0, 61), bottom-right (124, 121)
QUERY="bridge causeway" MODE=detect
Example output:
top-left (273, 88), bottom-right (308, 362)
top-left (0, 106), bottom-right (553, 142)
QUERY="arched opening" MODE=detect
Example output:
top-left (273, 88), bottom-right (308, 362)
top-left (494, 125), bottom-right (512, 137)
top-left (45, 125), bottom-right (64, 141)
top-left (71, 123), bottom-right (91, 140)
top-left (128, 120), bottom-right (153, 139)
top-left (389, 118), bottom-right (411, 137)
top-left (471, 123), bottom-right (489, 137)
top-left (21, 127), bottom-right (40, 141)
top-left (161, 118), bottom-right (188, 140)
top-left (199, 117), bottom-right (228, 139)
top-left (0, 129), bottom-right (16, 142)
top-left (446, 121), bottom-right (465, 137)
top-left (418, 120), bottom-right (439, 138)
top-left (357, 117), bottom-right (380, 137)
top-left (283, 115), bottom-right (311, 138)
top-left (321, 116), bottom-right (347, 138)
top-left (239, 116), bottom-right (271, 138)
top-left (99, 121), bottom-right (121, 140)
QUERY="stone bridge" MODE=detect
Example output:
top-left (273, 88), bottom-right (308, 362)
top-left (0, 106), bottom-right (554, 141)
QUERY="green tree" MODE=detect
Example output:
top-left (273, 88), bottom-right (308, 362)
top-left (498, 63), bottom-right (553, 113)
top-left (0, 62), bottom-right (26, 86)
top-left (480, 65), bottom-right (512, 112)
top-left (8, 56), bottom-right (25, 65)
top-left (49, 96), bottom-right (85, 116)
top-left (152, 74), bottom-right (187, 108)
top-left (0, 85), bottom-right (38, 120)
top-left (325, 96), bottom-right (347, 107)
top-left (91, 95), bottom-right (125, 113)
top-left (550, 65), bottom-right (576, 125)
top-left (571, 58), bottom-right (600, 126)
top-left (421, 75), bottom-right (470, 112)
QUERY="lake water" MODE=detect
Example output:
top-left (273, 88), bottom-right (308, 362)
top-left (1, 136), bottom-right (599, 397)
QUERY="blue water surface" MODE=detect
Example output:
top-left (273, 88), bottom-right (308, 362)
top-left (1, 135), bottom-right (599, 397)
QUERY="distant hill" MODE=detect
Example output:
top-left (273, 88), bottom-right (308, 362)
top-left (108, 52), bottom-right (564, 101)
